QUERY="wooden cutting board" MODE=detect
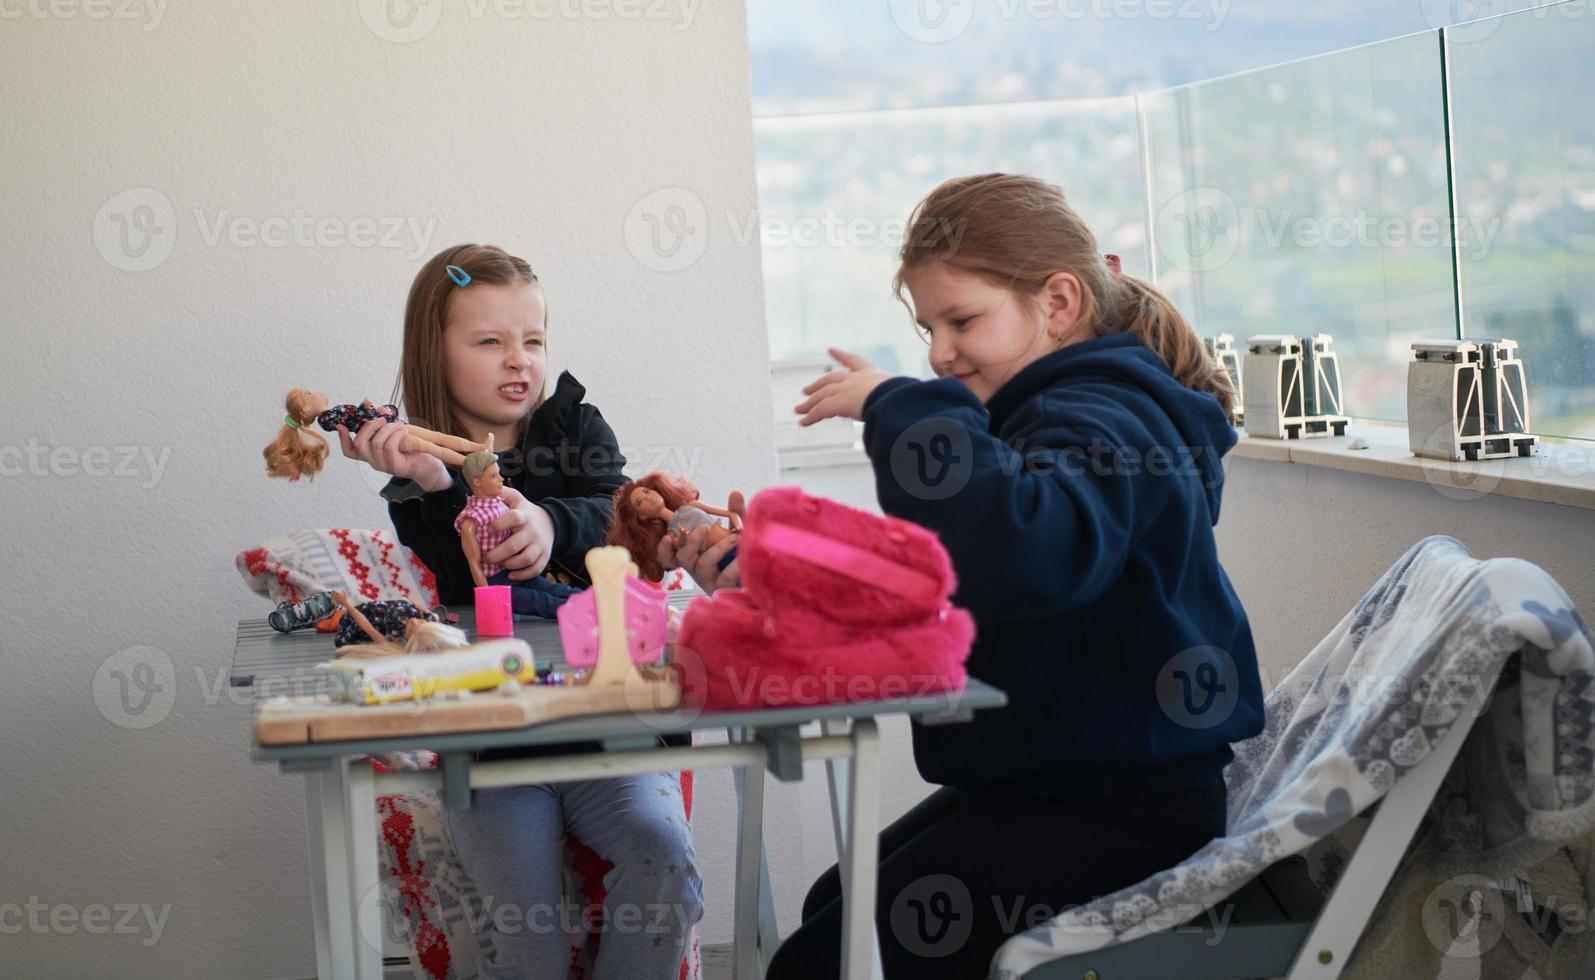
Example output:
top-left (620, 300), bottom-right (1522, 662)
top-left (255, 674), bottom-right (681, 746)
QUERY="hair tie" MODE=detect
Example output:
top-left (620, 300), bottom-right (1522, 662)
top-left (284, 414), bottom-right (302, 429)
top-left (446, 264), bottom-right (471, 287)
top-left (1104, 254), bottom-right (1122, 279)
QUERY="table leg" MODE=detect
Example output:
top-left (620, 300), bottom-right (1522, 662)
top-left (344, 757), bottom-right (384, 980)
top-left (822, 719), bottom-right (885, 980)
top-left (732, 729), bottom-right (768, 979)
top-left (306, 762), bottom-right (356, 979)
top-left (302, 767), bottom-right (335, 980)
top-left (837, 719), bottom-right (882, 980)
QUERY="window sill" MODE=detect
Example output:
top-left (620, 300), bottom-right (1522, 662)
top-left (776, 441), bottom-right (868, 471)
top-left (773, 421), bottom-right (1595, 511)
top-left (1230, 422), bottom-right (1595, 511)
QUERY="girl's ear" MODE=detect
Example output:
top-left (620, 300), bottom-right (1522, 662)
top-left (1038, 271), bottom-right (1084, 344)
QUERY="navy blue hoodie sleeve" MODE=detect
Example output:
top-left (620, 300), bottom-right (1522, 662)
top-left (861, 376), bottom-right (1178, 623)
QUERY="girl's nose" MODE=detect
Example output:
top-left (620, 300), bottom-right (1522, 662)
top-left (929, 332), bottom-right (957, 376)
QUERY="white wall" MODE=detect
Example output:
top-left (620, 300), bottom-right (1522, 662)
top-left (0, 3), bottom-right (778, 976)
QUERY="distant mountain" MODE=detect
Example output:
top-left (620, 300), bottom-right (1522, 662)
top-left (747, 0), bottom-right (1549, 114)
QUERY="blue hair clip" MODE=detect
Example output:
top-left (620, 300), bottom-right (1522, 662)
top-left (446, 264), bottom-right (471, 287)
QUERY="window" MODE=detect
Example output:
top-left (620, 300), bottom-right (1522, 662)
top-left (749, 0), bottom-right (1594, 444)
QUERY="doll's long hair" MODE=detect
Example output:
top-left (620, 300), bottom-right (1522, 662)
top-left (263, 388), bottom-right (330, 480)
top-left (606, 471), bottom-right (700, 582)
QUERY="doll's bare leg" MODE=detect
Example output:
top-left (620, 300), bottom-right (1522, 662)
top-left (400, 434), bottom-right (467, 468)
top-left (404, 425), bottom-right (487, 454)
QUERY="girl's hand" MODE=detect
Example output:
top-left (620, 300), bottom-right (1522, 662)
top-left (793, 347), bottom-right (892, 426)
top-left (337, 419), bottom-right (452, 493)
top-left (484, 487), bottom-right (556, 580)
top-left (658, 514), bottom-right (743, 594)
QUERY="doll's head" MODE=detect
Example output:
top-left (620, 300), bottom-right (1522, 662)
top-left (403, 618), bottom-right (471, 652)
top-left (461, 433), bottom-right (503, 499)
top-left (607, 471), bottom-right (700, 582)
top-left (263, 388), bottom-right (332, 480)
top-left (396, 244), bottom-right (546, 446)
top-left (894, 174), bottom-right (1232, 415)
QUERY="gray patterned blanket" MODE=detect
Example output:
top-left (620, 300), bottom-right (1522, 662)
top-left (992, 536), bottom-right (1595, 978)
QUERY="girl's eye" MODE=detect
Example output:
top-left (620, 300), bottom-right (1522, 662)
top-left (952, 317), bottom-right (973, 330)
top-left (525, 339), bottom-right (543, 347)
top-left (479, 338), bottom-right (499, 346)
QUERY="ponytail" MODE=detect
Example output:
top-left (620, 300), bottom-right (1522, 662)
top-left (1116, 274), bottom-right (1235, 419)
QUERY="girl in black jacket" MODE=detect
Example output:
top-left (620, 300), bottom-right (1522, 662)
top-left (338, 244), bottom-right (703, 980)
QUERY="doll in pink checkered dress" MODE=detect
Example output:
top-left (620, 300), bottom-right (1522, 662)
top-left (455, 435), bottom-right (580, 618)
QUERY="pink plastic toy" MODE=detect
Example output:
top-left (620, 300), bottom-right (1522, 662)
top-left (475, 585), bottom-right (514, 637)
top-left (557, 574), bottom-right (669, 667)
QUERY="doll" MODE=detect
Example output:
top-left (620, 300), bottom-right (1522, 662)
top-left (607, 471), bottom-right (744, 583)
top-left (329, 590), bottom-right (470, 658)
top-left (455, 436), bottom-right (582, 618)
top-left (264, 388), bottom-right (487, 481)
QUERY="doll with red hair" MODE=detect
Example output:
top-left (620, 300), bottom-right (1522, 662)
top-left (607, 472), bottom-right (743, 583)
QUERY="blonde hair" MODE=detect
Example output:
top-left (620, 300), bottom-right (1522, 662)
top-left (263, 388), bottom-right (331, 480)
top-left (394, 244), bottom-right (546, 439)
top-left (893, 174), bottom-right (1234, 417)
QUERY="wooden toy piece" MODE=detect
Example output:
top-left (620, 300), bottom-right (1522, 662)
top-left (577, 546), bottom-right (681, 710)
top-left (1243, 333), bottom-right (1350, 440)
top-left (264, 387), bottom-right (488, 480)
top-left (1204, 333), bottom-right (1244, 427)
top-left (1408, 338), bottom-right (1537, 461)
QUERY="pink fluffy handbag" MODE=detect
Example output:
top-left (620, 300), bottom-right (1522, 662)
top-left (675, 486), bottom-right (974, 710)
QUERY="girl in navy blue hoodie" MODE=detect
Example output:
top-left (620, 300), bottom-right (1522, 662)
top-left (766, 174), bottom-right (1266, 978)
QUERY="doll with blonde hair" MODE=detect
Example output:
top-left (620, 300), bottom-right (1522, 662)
top-left (263, 388), bottom-right (487, 481)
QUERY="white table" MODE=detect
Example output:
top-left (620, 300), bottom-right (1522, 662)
top-left (235, 603), bottom-right (1006, 979)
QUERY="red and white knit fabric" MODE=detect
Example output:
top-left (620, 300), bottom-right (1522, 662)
top-left (236, 528), bottom-right (440, 608)
top-left (452, 496), bottom-right (512, 579)
top-left (369, 752), bottom-right (701, 980)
